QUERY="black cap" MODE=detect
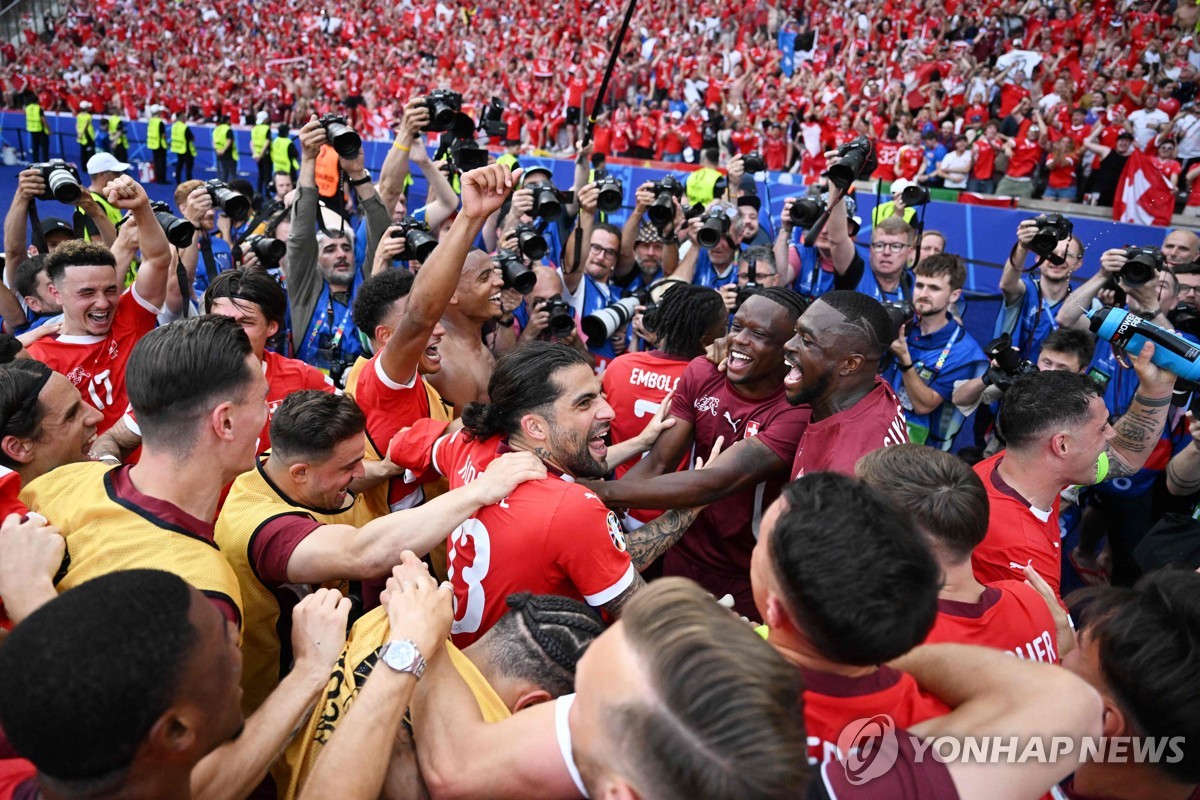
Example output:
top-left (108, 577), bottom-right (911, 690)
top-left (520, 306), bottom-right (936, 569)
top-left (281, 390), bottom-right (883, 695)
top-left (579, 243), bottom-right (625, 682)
top-left (41, 218), bottom-right (75, 238)
top-left (736, 194), bottom-right (761, 212)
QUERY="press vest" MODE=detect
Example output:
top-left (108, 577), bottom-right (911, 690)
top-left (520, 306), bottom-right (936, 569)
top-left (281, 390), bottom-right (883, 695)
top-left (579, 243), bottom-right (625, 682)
top-left (24, 103), bottom-right (42, 133)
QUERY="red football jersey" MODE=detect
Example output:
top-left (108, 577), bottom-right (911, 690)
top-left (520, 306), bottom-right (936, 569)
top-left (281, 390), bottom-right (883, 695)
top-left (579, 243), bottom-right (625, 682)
top-left (665, 358), bottom-right (810, 612)
top-left (972, 453), bottom-right (1064, 597)
top-left (895, 145), bottom-right (925, 179)
top-left (925, 582), bottom-right (1059, 663)
top-left (353, 353), bottom-right (432, 510)
top-left (259, 350), bottom-right (336, 453)
top-left (0, 467), bottom-right (26, 520)
top-left (792, 379), bottom-right (907, 479)
top-left (801, 665), bottom-right (949, 765)
top-left (27, 288), bottom-right (158, 435)
top-left (429, 432), bottom-right (636, 647)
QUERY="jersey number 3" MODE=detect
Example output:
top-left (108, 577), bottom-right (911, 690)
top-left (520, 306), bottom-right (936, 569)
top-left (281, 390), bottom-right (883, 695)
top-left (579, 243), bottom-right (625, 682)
top-left (447, 518), bottom-right (491, 636)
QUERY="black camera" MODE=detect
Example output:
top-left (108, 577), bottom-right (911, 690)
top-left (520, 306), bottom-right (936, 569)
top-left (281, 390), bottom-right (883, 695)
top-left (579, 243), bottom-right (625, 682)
top-left (392, 217), bottom-right (438, 263)
top-left (900, 184), bottom-right (931, 207)
top-left (594, 170), bottom-right (624, 213)
top-left (149, 200), bottom-right (195, 248)
top-left (423, 89), bottom-right (475, 138)
top-left (538, 297), bottom-right (576, 338)
top-left (513, 223), bottom-right (548, 261)
top-left (478, 97), bottom-right (507, 138)
top-left (245, 233), bottom-right (285, 268)
top-left (1119, 246), bottom-right (1164, 288)
top-left (582, 296), bottom-right (639, 343)
top-left (697, 207), bottom-right (732, 249)
top-left (735, 252), bottom-right (761, 313)
top-left (1028, 213), bottom-right (1073, 261)
top-left (826, 136), bottom-right (878, 190)
top-left (788, 197), bottom-right (824, 229)
top-left (981, 331), bottom-right (1038, 390)
top-left (1170, 304), bottom-right (1200, 339)
top-left (530, 182), bottom-right (565, 221)
top-left (494, 248), bottom-right (534, 294)
top-left (318, 113), bottom-right (362, 158)
top-left (205, 179), bottom-right (251, 222)
top-left (743, 152), bottom-right (765, 174)
top-left (31, 159), bottom-right (82, 204)
top-left (882, 300), bottom-right (915, 340)
top-left (647, 175), bottom-right (685, 228)
top-left (315, 333), bottom-right (354, 388)
top-left (451, 138), bottom-right (489, 171)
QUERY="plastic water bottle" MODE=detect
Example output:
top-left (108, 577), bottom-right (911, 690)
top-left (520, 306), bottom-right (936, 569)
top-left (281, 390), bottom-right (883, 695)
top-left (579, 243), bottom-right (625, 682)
top-left (1088, 306), bottom-right (1200, 382)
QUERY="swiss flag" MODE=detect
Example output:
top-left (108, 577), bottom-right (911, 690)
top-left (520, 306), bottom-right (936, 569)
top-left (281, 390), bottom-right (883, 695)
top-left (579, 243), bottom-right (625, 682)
top-left (1113, 148), bottom-right (1175, 227)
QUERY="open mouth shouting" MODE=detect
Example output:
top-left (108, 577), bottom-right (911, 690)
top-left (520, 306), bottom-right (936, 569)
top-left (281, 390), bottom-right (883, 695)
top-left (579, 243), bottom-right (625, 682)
top-left (783, 354), bottom-right (804, 391)
top-left (588, 425), bottom-right (611, 461)
top-left (726, 347), bottom-right (754, 375)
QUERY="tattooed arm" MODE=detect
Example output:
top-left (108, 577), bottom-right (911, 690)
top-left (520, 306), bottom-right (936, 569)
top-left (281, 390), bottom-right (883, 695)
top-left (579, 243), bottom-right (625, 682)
top-left (1167, 412), bottom-right (1200, 496)
top-left (1104, 344), bottom-right (1176, 479)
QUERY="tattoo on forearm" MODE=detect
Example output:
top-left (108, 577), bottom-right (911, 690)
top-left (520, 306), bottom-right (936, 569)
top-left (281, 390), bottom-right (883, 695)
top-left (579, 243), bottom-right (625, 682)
top-left (625, 507), bottom-right (702, 570)
top-left (1106, 402), bottom-right (1169, 478)
top-left (1168, 457), bottom-right (1200, 493)
top-left (1133, 393), bottom-right (1172, 408)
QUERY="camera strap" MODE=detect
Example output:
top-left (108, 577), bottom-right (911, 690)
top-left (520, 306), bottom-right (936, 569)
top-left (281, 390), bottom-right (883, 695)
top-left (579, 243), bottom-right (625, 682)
top-left (176, 261), bottom-right (191, 318)
top-left (198, 235), bottom-right (218, 288)
top-left (26, 203), bottom-right (47, 255)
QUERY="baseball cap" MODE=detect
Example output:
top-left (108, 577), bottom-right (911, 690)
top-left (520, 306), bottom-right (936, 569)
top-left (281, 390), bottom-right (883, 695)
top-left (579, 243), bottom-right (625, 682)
top-left (636, 223), bottom-right (666, 244)
top-left (86, 153), bottom-right (131, 175)
top-left (890, 178), bottom-right (915, 196)
top-left (41, 218), bottom-right (75, 238)
top-left (736, 193), bottom-right (761, 212)
top-left (1117, 131), bottom-right (1135, 141)
top-left (522, 165), bottom-right (554, 185)
top-left (671, 110), bottom-right (682, 120)
top-left (256, 111), bottom-right (269, 124)
top-left (79, 101), bottom-right (92, 109)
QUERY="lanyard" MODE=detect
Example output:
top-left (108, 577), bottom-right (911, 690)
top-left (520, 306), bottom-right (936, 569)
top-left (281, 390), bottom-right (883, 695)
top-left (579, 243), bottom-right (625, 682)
top-left (305, 291), bottom-right (353, 355)
top-left (915, 323), bottom-right (963, 379)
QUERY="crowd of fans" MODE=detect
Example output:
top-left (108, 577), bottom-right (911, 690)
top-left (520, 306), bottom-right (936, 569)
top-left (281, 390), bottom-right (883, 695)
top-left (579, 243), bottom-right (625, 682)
top-left (6, 0), bottom-right (1200, 209)
top-left (0, 0), bottom-right (1199, 799)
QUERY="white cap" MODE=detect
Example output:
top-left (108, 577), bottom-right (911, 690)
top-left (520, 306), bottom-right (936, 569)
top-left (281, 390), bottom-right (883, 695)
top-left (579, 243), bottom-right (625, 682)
top-left (890, 178), bottom-right (915, 196)
top-left (79, 101), bottom-right (92, 109)
top-left (671, 110), bottom-right (682, 119)
top-left (86, 152), bottom-right (131, 175)
top-left (256, 111), bottom-right (269, 124)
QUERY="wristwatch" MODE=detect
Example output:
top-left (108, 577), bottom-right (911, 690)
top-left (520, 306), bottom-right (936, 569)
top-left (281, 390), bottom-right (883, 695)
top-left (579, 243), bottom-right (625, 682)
top-left (378, 639), bottom-right (427, 679)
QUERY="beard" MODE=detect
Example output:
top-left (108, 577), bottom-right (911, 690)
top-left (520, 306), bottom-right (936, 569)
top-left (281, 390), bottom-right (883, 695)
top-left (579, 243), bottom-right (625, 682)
top-left (788, 369), bottom-right (834, 407)
top-left (549, 423), bottom-right (608, 479)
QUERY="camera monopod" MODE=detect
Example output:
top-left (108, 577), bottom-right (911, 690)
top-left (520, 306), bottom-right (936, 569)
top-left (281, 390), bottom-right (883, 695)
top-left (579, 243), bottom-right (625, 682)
top-left (801, 181), bottom-right (849, 248)
top-left (569, 0), bottom-right (639, 273)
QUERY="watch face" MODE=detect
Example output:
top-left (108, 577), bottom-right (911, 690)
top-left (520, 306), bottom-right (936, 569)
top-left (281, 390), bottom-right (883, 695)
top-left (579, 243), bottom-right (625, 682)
top-left (382, 640), bottom-right (418, 672)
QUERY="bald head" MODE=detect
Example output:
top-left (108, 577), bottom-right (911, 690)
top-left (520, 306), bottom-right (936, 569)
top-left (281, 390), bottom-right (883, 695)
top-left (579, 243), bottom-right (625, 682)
top-left (1163, 230), bottom-right (1200, 268)
top-left (531, 265), bottom-right (563, 304)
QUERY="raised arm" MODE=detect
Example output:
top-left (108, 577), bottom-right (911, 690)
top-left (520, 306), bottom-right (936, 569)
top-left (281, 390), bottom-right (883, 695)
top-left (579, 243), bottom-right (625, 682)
top-left (1054, 249), bottom-right (1123, 331)
top-left (105, 178), bottom-right (171, 310)
top-left (4, 170), bottom-right (42, 280)
top-left (1103, 343), bottom-right (1175, 480)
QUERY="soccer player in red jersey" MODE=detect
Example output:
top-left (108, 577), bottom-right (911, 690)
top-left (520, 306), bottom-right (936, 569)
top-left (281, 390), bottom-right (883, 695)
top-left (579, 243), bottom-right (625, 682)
top-left (392, 342), bottom-right (704, 647)
top-left (858, 445), bottom-right (1068, 663)
top-left (601, 283), bottom-right (726, 525)
top-left (591, 289), bottom-right (811, 616)
top-left (973, 364), bottom-right (1173, 598)
top-left (784, 291), bottom-right (908, 478)
top-left (27, 177), bottom-right (172, 435)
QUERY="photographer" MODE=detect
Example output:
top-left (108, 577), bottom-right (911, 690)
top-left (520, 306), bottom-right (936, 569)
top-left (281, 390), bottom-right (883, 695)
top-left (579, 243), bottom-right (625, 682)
top-left (775, 189), bottom-right (860, 299)
top-left (675, 201), bottom-right (744, 290)
top-left (3, 167), bottom-right (117, 283)
top-left (952, 327), bottom-right (1097, 416)
top-left (883, 254), bottom-right (988, 450)
top-left (515, 265), bottom-right (589, 358)
top-left (995, 215), bottom-right (1084, 361)
top-left (616, 183), bottom-right (682, 291)
top-left (562, 184), bottom-right (628, 364)
top-left (286, 115), bottom-right (387, 382)
top-left (175, 180), bottom-right (233, 298)
top-left (718, 245), bottom-right (779, 313)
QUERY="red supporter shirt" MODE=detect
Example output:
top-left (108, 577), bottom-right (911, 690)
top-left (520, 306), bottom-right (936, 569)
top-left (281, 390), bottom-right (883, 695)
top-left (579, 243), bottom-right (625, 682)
top-left (764, 136), bottom-right (789, 171)
top-left (895, 145), bottom-right (924, 180)
top-left (260, 350), bottom-right (335, 453)
top-left (925, 582), bottom-right (1059, 663)
top-left (666, 358), bottom-right (810, 612)
top-left (801, 665), bottom-right (950, 765)
top-left (353, 353), bottom-right (431, 511)
top-left (27, 288), bottom-right (158, 435)
top-left (972, 137), bottom-right (996, 179)
top-left (972, 453), bottom-right (1063, 597)
top-left (427, 432), bottom-right (636, 647)
top-left (1007, 138), bottom-right (1044, 178)
top-left (1048, 154), bottom-right (1077, 188)
top-left (792, 379), bottom-right (907, 479)
top-left (0, 467), bottom-right (26, 520)
top-left (874, 140), bottom-right (902, 180)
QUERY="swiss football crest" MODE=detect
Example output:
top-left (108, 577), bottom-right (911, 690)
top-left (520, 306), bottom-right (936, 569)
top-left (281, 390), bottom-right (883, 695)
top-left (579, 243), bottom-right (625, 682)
top-left (606, 512), bottom-right (627, 552)
top-left (745, 420), bottom-right (761, 438)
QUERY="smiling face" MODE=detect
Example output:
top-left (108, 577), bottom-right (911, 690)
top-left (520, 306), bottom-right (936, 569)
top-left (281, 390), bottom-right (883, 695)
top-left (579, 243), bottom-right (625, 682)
top-left (1059, 396), bottom-right (1115, 486)
top-left (537, 363), bottom-right (615, 479)
top-left (50, 263), bottom-right (121, 336)
top-left (725, 294), bottom-right (794, 389)
top-left (783, 299), bottom-right (853, 406)
top-left (453, 250), bottom-right (505, 321)
top-left (299, 432), bottom-right (367, 509)
top-left (12, 372), bottom-right (104, 480)
top-left (208, 297), bottom-right (278, 360)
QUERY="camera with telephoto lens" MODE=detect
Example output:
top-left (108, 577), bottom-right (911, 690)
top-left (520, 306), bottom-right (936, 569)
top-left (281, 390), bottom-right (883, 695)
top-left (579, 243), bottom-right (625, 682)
top-left (450, 138), bottom-right (489, 171)
top-left (422, 90), bottom-right (476, 138)
top-left (318, 113), bottom-right (362, 158)
top-left (530, 182), bottom-right (566, 221)
top-left (205, 179), bottom-right (251, 222)
top-left (391, 217), bottom-right (438, 263)
top-left (582, 296), bottom-right (639, 343)
top-left (647, 175), bottom-right (685, 228)
top-left (1118, 246), bottom-right (1164, 288)
top-left (735, 253), bottom-right (761, 313)
top-left (1169, 303), bottom-right (1200, 339)
top-left (513, 223), bottom-right (547, 261)
top-left (825, 136), bottom-right (878, 190)
top-left (478, 97), bottom-right (507, 138)
top-left (900, 184), bottom-right (931, 207)
top-left (981, 331), bottom-right (1038, 390)
top-left (743, 152), bottom-right (765, 174)
top-left (494, 248), bottom-right (535, 294)
top-left (539, 297), bottom-right (576, 338)
top-left (244, 234), bottom-right (285, 268)
top-left (31, 159), bottom-right (82, 203)
top-left (1028, 213), bottom-right (1074, 261)
top-left (594, 170), bottom-right (624, 213)
top-left (882, 300), bottom-right (915, 340)
top-left (697, 206), bottom-right (732, 249)
top-left (788, 197), bottom-right (825, 229)
top-left (148, 200), bottom-right (195, 248)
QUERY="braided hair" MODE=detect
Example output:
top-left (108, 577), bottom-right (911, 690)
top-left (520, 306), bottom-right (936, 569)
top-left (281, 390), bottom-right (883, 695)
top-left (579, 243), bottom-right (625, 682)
top-left (484, 593), bottom-right (606, 698)
top-left (652, 283), bottom-right (726, 359)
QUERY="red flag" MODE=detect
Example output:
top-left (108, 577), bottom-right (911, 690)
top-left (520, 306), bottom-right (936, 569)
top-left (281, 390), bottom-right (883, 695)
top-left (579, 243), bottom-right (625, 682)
top-left (1113, 148), bottom-right (1174, 226)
